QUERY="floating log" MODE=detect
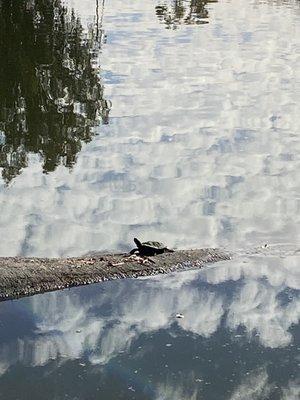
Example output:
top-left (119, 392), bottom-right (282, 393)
top-left (0, 249), bottom-right (231, 301)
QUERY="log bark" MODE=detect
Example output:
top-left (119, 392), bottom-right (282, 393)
top-left (0, 249), bottom-right (231, 301)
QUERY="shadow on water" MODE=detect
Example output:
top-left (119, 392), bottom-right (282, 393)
top-left (155, 0), bottom-right (218, 29)
top-left (0, 0), bottom-right (110, 183)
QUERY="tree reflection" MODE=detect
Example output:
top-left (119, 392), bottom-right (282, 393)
top-left (155, 0), bottom-right (217, 28)
top-left (0, 0), bottom-right (110, 183)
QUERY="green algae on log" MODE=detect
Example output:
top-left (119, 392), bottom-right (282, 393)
top-left (0, 249), bottom-right (231, 301)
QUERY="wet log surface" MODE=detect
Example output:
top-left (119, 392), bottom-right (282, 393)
top-left (0, 249), bottom-right (231, 301)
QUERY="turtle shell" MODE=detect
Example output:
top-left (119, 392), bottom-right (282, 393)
top-left (141, 241), bottom-right (166, 250)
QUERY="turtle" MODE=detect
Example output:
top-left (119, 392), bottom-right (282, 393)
top-left (130, 237), bottom-right (174, 257)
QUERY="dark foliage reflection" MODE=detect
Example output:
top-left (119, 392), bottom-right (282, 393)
top-left (0, 0), bottom-right (110, 182)
top-left (156, 0), bottom-right (217, 28)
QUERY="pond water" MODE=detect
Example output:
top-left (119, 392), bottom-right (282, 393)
top-left (0, 253), bottom-right (299, 399)
top-left (0, 0), bottom-right (299, 257)
top-left (0, 0), bottom-right (299, 398)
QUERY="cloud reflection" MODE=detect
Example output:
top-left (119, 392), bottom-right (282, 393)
top-left (0, 0), bottom-right (299, 256)
top-left (282, 379), bottom-right (300, 400)
top-left (0, 255), bottom-right (299, 379)
top-left (230, 367), bottom-right (272, 400)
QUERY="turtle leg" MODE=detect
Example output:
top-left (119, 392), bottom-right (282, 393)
top-left (129, 248), bottom-right (138, 255)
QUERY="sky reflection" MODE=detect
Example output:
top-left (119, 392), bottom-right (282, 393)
top-left (0, 253), bottom-right (299, 398)
top-left (0, 0), bottom-right (299, 256)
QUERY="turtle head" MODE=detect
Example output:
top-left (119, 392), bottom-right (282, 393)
top-left (134, 238), bottom-right (142, 248)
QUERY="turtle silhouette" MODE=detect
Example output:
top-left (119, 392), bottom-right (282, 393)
top-left (130, 238), bottom-right (174, 257)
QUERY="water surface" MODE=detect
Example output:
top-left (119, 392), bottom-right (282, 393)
top-left (0, 253), bottom-right (299, 399)
top-left (0, 0), bottom-right (299, 256)
top-left (0, 1), bottom-right (299, 398)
